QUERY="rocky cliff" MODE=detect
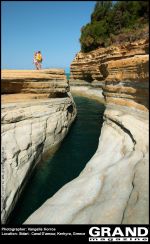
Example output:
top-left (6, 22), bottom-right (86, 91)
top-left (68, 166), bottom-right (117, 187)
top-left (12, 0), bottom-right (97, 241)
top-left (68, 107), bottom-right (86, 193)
top-left (1, 69), bottom-right (69, 97)
top-left (25, 106), bottom-right (149, 224)
top-left (70, 38), bottom-right (149, 111)
top-left (25, 39), bottom-right (149, 224)
top-left (1, 69), bottom-right (76, 224)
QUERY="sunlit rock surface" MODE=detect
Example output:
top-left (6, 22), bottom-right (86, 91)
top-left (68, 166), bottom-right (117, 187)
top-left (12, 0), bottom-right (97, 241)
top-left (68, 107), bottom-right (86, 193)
top-left (24, 104), bottom-right (148, 224)
top-left (25, 39), bottom-right (149, 224)
top-left (70, 38), bottom-right (149, 111)
top-left (1, 69), bottom-right (69, 97)
top-left (1, 69), bottom-right (76, 224)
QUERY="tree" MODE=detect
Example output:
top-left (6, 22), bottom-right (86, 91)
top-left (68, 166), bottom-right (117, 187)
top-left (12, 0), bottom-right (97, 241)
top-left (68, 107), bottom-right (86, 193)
top-left (91, 1), bottom-right (112, 22)
top-left (79, 1), bottom-right (149, 52)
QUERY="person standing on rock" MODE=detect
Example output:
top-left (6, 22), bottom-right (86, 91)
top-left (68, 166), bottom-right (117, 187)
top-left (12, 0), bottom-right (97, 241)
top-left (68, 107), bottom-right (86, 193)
top-left (36, 51), bottom-right (43, 70)
top-left (33, 52), bottom-right (38, 70)
top-left (33, 51), bottom-right (43, 70)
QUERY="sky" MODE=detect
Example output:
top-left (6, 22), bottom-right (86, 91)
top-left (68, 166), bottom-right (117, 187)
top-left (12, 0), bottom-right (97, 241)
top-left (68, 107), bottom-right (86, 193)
top-left (1, 1), bottom-right (96, 72)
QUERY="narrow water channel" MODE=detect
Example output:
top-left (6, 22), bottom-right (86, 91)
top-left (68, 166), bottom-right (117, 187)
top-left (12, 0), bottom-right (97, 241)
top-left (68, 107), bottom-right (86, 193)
top-left (8, 95), bottom-right (105, 224)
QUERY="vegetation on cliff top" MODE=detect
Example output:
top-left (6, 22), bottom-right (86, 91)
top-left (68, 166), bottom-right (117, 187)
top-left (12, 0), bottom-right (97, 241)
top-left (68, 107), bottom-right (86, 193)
top-left (80, 1), bottom-right (149, 52)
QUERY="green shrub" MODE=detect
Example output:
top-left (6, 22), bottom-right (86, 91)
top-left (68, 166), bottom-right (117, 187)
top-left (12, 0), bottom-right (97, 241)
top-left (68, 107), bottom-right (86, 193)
top-left (80, 1), bottom-right (149, 52)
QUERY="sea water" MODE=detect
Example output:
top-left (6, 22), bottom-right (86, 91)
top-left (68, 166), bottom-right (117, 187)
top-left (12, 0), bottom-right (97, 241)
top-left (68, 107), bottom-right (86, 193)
top-left (8, 96), bottom-right (105, 224)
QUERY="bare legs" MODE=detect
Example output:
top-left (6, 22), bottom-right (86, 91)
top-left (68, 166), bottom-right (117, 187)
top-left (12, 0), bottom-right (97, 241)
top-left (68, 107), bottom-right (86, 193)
top-left (38, 62), bottom-right (42, 70)
top-left (36, 62), bottom-right (42, 70)
top-left (34, 62), bottom-right (42, 70)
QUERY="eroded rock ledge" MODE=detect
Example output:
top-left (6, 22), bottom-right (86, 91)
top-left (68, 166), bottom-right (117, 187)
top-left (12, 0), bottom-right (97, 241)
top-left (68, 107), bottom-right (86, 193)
top-left (24, 104), bottom-right (148, 224)
top-left (25, 39), bottom-right (149, 224)
top-left (70, 38), bottom-right (149, 111)
top-left (1, 69), bottom-right (77, 224)
top-left (1, 69), bottom-right (69, 98)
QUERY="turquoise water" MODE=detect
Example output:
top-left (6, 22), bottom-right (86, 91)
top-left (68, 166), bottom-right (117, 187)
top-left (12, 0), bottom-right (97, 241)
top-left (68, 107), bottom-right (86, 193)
top-left (8, 96), bottom-right (105, 224)
top-left (66, 73), bottom-right (70, 80)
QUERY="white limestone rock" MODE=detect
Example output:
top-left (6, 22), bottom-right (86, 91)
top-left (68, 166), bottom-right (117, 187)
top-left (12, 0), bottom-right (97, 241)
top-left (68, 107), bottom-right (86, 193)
top-left (24, 106), bottom-right (149, 224)
top-left (1, 96), bottom-right (76, 224)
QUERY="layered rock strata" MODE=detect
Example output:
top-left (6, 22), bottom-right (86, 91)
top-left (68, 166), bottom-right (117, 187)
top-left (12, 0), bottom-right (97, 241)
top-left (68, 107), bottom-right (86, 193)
top-left (1, 69), bottom-right (76, 224)
top-left (25, 39), bottom-right (149, 224)
top-left (25, 104), bottom-right (149, 224)
top-left (70, 38), bottom-right (149, 111)
top-left (1, 69), bottom-right (69, 97)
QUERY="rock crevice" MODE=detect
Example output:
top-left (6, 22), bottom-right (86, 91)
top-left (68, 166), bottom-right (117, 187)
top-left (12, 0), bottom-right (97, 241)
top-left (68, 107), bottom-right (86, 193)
top-left (24, 38), bottom-right (149, 224)
top-left (24, 104), bottom-right (149, 224)
top-left (1, 69), bottom-right (77, 224)
top-left (104, 116), bottom-right (136, 150)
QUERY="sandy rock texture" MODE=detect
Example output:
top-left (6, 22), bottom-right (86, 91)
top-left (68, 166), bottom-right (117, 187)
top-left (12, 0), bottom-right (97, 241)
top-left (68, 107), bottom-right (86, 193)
top-left (24, 105), bottom-right (149, 224)
top-left (70, 38), bottom-right (149, 111)
top-left (1, 69), bottom-right (76, 224)
top-left (24, 39), bottom-right (149, 225)
top-left (1, 69), bottom-right (69, 97)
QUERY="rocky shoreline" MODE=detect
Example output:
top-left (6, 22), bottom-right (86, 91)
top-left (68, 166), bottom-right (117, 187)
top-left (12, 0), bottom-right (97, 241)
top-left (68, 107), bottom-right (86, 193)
top-left (24, 98), bottom-right (148, 224)
top-left (70, 38), bottom-right (149, 111)
top-left (1, 69), bottom-right (77, 224)
top-left (24, 38), bottom-right (149, 224)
